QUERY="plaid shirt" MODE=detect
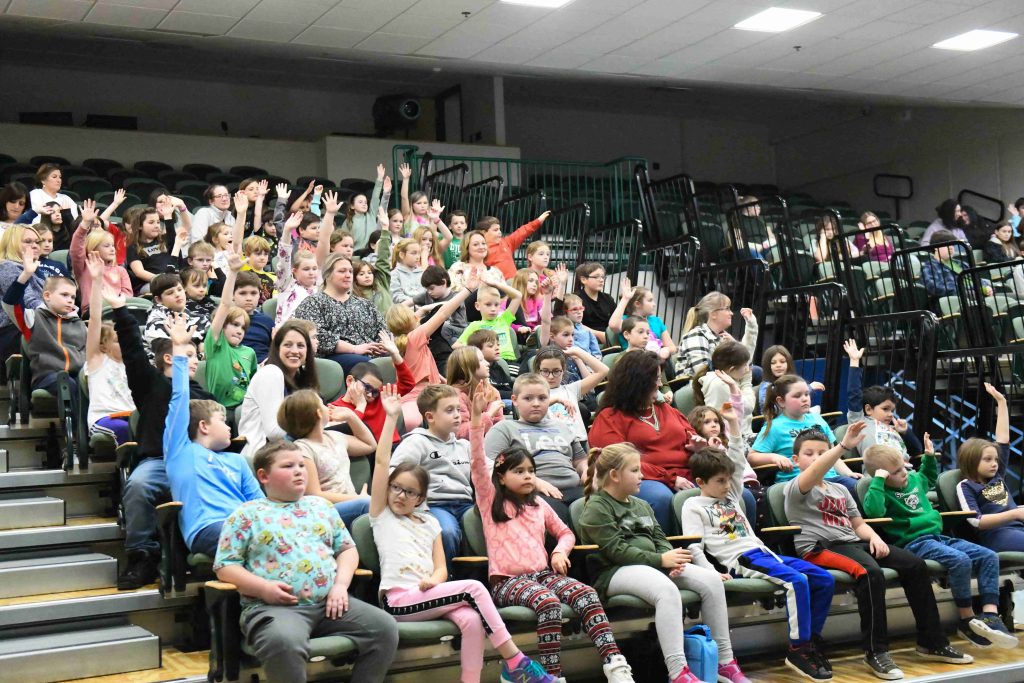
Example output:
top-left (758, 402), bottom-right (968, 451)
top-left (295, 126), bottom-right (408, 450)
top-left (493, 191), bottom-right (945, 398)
top-left (677, 319), bottom-right (759, 378)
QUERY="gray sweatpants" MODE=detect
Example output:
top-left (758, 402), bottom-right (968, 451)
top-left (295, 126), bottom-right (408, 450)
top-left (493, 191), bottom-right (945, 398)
top-left (242, 598), bottom-right (399, 683)
top-left (606, 564), bottom-right (733, 678)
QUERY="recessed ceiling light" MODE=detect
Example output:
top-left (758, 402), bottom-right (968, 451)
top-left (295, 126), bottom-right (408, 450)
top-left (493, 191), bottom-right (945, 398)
top-left (499, 0), bottom-right (575, 8)
top-left (933, 29), bottom-right (1017, 51)
top-left (734, 7), bottom-right (822, 33)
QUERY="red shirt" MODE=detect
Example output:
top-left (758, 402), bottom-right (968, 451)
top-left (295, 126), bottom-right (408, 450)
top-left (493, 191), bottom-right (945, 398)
top-left (589, 403), bottom-right (698, 486)
top-left (485, 219), bottom-right (543, 279)
top-left (331, 359), bottom-right (415, 445)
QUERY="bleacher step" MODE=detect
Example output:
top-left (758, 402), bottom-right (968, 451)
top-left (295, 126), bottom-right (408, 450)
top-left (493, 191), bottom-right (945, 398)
top-left (0, 624), bottom-right (160, 683)
top-left (0, 449), bottom-right (5, 474)
top-left (0, 552), bottom-right (116, 599)
top-left (0, 496), bottom-right (64, 530)
top-left (0, 517), bottom-right (121, 551)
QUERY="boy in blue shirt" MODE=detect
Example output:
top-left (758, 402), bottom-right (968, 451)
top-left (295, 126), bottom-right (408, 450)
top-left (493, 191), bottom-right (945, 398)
top-left (163, 312), bottom-right (262, 556)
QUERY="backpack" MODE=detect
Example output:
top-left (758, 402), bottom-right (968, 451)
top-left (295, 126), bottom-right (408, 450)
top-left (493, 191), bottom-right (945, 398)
top-left (684, 624), bottom-right (719, 682)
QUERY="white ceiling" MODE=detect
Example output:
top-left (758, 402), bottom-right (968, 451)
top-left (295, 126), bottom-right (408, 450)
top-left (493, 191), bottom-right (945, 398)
top-left (3, 0), bottom-right (1024, 105)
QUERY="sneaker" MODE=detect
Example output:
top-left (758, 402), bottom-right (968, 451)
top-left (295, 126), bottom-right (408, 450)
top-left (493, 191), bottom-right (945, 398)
top-left (603, 654), bottom-right (635, 683)
top-left (117, 550), bottom-right (159, 590)
top-left (864, 651), bottom-right (903, 680)
top-left (811, 635), bottom-right (832, 674)
top-left (670, 666), bottom-right (701, 683)
top-left (972, 614), bottom-right (1020, 649)
top-left (785, 644), bottom-right (831, 681)
top-left (717, 659), bottom-right (752, 683)
top-left (958, 618), bottom-right (993, 649)
top-left (500, 657), bottom-right (558, 683)
top-left (915, 644), bottom-right (974, 664)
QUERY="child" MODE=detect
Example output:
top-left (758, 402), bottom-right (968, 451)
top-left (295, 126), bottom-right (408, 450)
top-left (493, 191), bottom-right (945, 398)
top-left (484, 373), bottom-right (587, 525)
top-left (204, 221), bottom-right (234, 271)
top-left (331, 352), bottom-right (415, 449)
top-left (467, 329), bottom-right (513, 402)
top-left (203, 254), bottom-right (257, 409)
top-left (862, 438), bottom-right (1019, 649)
top-left (275, 211), bottom-right (321, 326)
top-left (331, 229), bottom-right (355, 258)
top-left (469, 385), bottom-right (635, 682)
top-left (620, 316), bottom-right (652, 353)
top-left (609, 283), bottom-right (677, 362)
top-left (580, 442), bottom-right (751, 683)
top-left (511, 268), bottom-right (543, 339)
top-left (412, 265), bottom-right (468, 369)
top-left (682, 427), bottom-right (836, 681)
top-left (689, 403), bottom-right (760, 513)
top-left (187, 240), bottom-right (223, 297)
top-left (387, 208), bottom-right (406, 241)
top-left (455, 275), bottom-right (523, 362)
top-left (478, 211), bottom-right (551, 281)
top-left (540, 289), bottom-right (597, 387)
top-left (844, 340), bottom-right (923, 461)
top-left (33, 226), bottom-right (71, 281)
top-left (695, 341), bottom-right (756, 441)
top-left (84, 253), bottom-right (135, 445)
top-left (561, 293), bottom-right (601, 358)
top-left (785, 423), bottom-right (972, 679)
top-left (525, 240), bottom-right (553, 280)
top-left (369, 387), bottom-right (554, 683)
top-left (956, 384), bottom-right (1024, 551)
top-left (163, 313), bottom-right (263, 557)
top-left (751, 375), bottom-right (860, 495)
top-left (535, 346), bottom-right (607, 447)
top-left (213, 439), bottom-right (399, 683)
top-left (277, 389), bottom-right (374, 530)
top-left (399, 163), bottom-right (430, 234)
top-left (233, 271), bottom-right (274, 364)
top-left (241, 235), bottom-right (276, 304)
top-left (390, 384), bottom-right (476, 562)
top-left (414, 222), bottom-right (448, 269)
top-left (389, 238), bottom-right (424, 305)
top-left (443, 210), bottom-right (468, 268)
top-left (446, 346), bottom-right (505, 439)
top-left (126, 206), bottom-right (186, 295)
top-left (574, 262), bottom-right (617, 344)
top-left (70, 201), bottom-right (133, 314)
top-left (341, 164), bottom-right (386, 250)
top-left (921, 230), bottom-right (991, 298)
top-left (759, 345), bottom-right (825, 412)
top-left (181, 267), bottom-right (216, 325)
top-left (144, 273), bottom-right (209, 356)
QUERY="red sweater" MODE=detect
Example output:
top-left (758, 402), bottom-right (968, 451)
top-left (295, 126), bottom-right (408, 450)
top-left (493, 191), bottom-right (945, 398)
top-left (485, 219), bottom-right (543, 279)
top-left (589, 403), bottom-right (698, 486)
top-left (331, 359), bottom-right (415, 445)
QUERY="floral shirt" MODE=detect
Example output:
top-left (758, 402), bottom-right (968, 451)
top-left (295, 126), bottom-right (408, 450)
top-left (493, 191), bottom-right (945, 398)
top-left (293, 291), bottom-right (386, 357)
top-left (214, 496), bottom-right (354, 616)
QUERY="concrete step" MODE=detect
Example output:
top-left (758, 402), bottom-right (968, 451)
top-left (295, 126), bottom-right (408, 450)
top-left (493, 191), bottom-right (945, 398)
top-left (0, 583), bottom-right (199, 629)
top-left (0, 516), bottom-right (121, 551)
top-left (0, 623), bottom-right (160, 683)
top-left (0, 552), bottom-right (117, 599)
top-left (0, 449), bottom-right (5, 474)
top-left (0, 462), bottom-right (116, 490)
top-left (0, 496), bottom-right (64, 530)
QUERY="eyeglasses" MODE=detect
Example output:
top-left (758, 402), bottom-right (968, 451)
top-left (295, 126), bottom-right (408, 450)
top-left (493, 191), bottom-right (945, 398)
top-left (539, 368), bottom-right (564, 377)
top-left (389, 483), bottom-right (422, 499)
top-left (212, 193), bottom-right (230, 200)
top-left (359, 379), bottom-right (381, 398)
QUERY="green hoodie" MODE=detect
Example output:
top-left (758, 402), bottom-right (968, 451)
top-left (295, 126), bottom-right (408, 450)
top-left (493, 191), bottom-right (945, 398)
top-left (861, 453), bottom-right (941, 546)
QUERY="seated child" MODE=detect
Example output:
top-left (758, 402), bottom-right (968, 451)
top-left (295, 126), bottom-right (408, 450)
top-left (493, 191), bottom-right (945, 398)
top-left (331, 359), bottom-right (414, 448)
top-left (203, 254), bottom-right (257, 409)
top-left (445, 346), bottom-right (505, 439)
top-left (786, 424), bottom-right (971, 678)
top-left (534, 346), bottom-right (607, 447)
top-left (330, 229), bottom-right (355, 258)
top-left (443, 210), bottom-right (467, 269)
top-left (759, 344), bottom-right (824, 413)
top-left (274, 212), bottom-right (321, 326)
top-left (390, 385), bottom-right (476, 562)
top-left (683, 435), bottom-right (836, 681)
top-left (412, 265), bottom-right (468, 366)
top-left (844, 340), bottom-right (923, 461)
top-left (511, 268), bottom-right (543, 339)
top-left (187, 240), bottom-right (224, 297)
top-left (862, 439), bottom-right (1019, 649)
top-left (390, 238), bottom-right (424, 305)
top-left (33, 225), bottom-right (71, 280)
top-left (182, 266), bottom-right (216, 322)
top-left (561, 293), bottom-right (601, 358)
top-left (956, 383), bottom-right (1024, 552)
top-left (213, 439), bottom-right (399, 683)
top-left (610, 283), bottom-right (676, 363)
top-left (456, 276), bottom-right (523, 362)
top-left (234, 271), bottom-right (274, 364)
top-left (467, 329), bottom-right (513, 402)
top-left (241, 235), bottom-right (276, 304)
top-left (695, 341), bottom-right (755, 441)
top-left (478, 211), bottom-right (551, 280)
top-left (144, 273), bottom-right (208, 357)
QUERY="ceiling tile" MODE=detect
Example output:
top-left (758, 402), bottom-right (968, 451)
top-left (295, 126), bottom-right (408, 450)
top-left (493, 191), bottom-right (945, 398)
top-left (534, 8), bottom-right (618, 34)
top-left (611, 20), bottom-right (721, 58)
top-left (578, 53), bottom-right (651, 73)
top-left (416, 35), bottom-right (491, 58)
top-left (247, 0), bottom-right (335, 24)
top-left (355, 31), bottom-right (431, 53)
top-left (228, 19), bottom-right (306, 41)
top-left (291, 24), bottom-right (370, 47)
top-left (156, 11), bottom-right (239, 35)
top-left (526, 47), bottom-right (595, 69)
top-left (338, 0), bottom-right (417, 11)
top-left (379, 11), bottom-right (463, 39)
top-left (408, 0), bottom-right (493, 13)
top-left (570, 0), bottom-right (645, 15)
top-left (473, 43), bottom-right (546, 65)
top-left (465, 1), bottom-right (553, 28)
top-left (762, 36), bottom-right (865, 70)
top-left (441, 19), bottom-right (521, 43)
top-left (627, 0), bottom-right (711, 23)
top-left (629, 57), bottom-right (689, 77)
top-left (682, 2), bottom-right (784, 29)
top-left (174, 0), bottom-right (260, 17)
top-left (317, 7), bottom-right (394, 32)
top-left (491, 27), bottom-right (566, 51)
top-left (7, 0), bottom-right (91, 21)
top-left (84, 3), bottom-right (168, 28)
top-left (881, 1), bottom-right (971, 24)
top-left (102, 0), bottom-right (178, 9)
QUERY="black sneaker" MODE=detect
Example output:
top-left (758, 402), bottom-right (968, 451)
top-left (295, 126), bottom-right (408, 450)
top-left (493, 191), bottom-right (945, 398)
top-left (811, 635), bottom-right (832, 674)
top-left (972, 613), bottom-right (1020, 649)
top-left (958, 618), bottom-right (993, 649)
top-left (915, 644), bottom-right (973, 664)
top-left (785, 644), bottom-right (831, 681)
top-left (117, 550), bottom-right (159, 590)
top-left (864, 651), bottom-right (903, 680)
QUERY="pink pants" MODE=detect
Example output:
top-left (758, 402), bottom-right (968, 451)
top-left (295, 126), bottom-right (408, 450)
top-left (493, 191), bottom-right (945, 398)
top-left (382, 580), bottom-right (512, 682)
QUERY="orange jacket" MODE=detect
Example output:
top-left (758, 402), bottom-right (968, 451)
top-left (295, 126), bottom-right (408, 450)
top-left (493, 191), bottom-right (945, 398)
top-left (484, 219), bottom-right (543, 279)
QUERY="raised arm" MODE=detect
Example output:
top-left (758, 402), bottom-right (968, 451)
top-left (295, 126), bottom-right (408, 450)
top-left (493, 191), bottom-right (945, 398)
top-left (163, 313), bottom-right (198, 463)
top-left (538, 284), bottom-right (554, 346)
top-left (483, 272), bottom-right (523, 318)
top-left (99, 189), bottom-right (126, 225)
top-left (421, 269), bottom-right (478, 340)
top-left (274, 212), bottom-right (303, 288)
top-left (85, 253), bottom-right (107, 370)
top-left (398, 163), bottom-right (412, 219)
top-left (252, 180), bottom-right (268, 234)
top-left (795, 421), bottom-right (866, 495)
top-left (231, 191), bottom-right (249, 255)
top-left (429, 200), bottom-right (453, 252)
top-left (844, 339), bottom-right (866, 421)
top-left (367, 167), bottom-right (384, 218)
top-left (566, 346), bottom-right (609, 395)
top-left (607, 277), bottom-right (633, 333)
top-left (316, 190), bottom-right (341, 268)
top-left (208, 252), bottom-right (243, 343)
top-left (505, 211), bottom-right (550, 252)
top-left (369, 385), bottom-right (402, 517)
top-left (985, 382), bottom-right (1009, 444)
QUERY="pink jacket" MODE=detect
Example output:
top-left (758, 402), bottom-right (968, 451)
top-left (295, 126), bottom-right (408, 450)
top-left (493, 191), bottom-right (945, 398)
top-left (70, 226), bottom-right (132, 313)
top-left (469, 425), bottom-right (574, 578)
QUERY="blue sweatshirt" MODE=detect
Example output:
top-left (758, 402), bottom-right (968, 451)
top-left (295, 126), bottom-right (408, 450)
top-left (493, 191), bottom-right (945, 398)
top-left (164, 355), bottom-right (262, 549)
top-left (241, 309), bottom-right (274, 364)
top-left (956, 444), bottom-right (1023, 535)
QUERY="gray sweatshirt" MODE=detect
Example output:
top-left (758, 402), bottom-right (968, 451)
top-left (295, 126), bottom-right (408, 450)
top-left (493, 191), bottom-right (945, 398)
top-left (389, 263), bottom-right (425, 304)
top-left (484, 417), bottom-right (585, 491)
top-left (390, 428), bottom-right (473, 505)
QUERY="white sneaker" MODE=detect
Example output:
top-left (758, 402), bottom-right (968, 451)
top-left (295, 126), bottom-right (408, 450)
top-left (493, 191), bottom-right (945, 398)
top-left (603, 654), bottom-right (635, 683)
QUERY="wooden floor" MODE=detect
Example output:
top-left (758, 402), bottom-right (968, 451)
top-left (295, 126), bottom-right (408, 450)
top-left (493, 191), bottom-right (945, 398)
top-left (61, 647), bottom-right (208, 683)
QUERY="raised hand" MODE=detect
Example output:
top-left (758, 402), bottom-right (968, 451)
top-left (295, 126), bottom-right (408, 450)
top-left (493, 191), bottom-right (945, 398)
top-left (714, 369), bottom-right (740, 392)
top-left (740, 307), bottom-right (753, 322)
top-left (175, 223), bottom-right (190, 246)
top-left (256, 179), bottom-right (269, 198)
top-left (383, 176), bottom-right (392, 194)
top-left (841, 420), bottom-right (868, 450)
top-left (313, 184), bottom-right (324, 196)
top-left (536, 210), bottom-right (551, 224)
top-left (428, 199), bottom-right (444, 223)
top-left (80, 198), bottom-right (98, 225)
top-left (380, 384), bottom-right (402, 418)
top-left (923, 432), bottom-right (934, 455)
top-left (85, 251), bottom-right (105, 281)
top-left (464, 266), bottom-right (481, 291)
top-left (284, 211), bottom-right (303, 232)
top-left (554, 263), bottom-right (568, 286)
top-left (21, 247), bottom-right (38, 276)
top-left (470, 382), bottom-right (489, 423)
top-left (843, 338), bottom-right (864, 361)
top-left (102, 284), bottom-right (126, 309)
top-left (377, 206), bottom-right (389, 229)
top-left (233, 191), bottom-right (249, 215)
top-left (322, 190), bottom-right (341, 215)
top-left (618, 277), bottom-right (633, 301)
top-left (376, 163), bottom-right (386, 180)
top-left (984, 382), bottom-right (1006, 403)
top-left (110, 188), bottom-right (126, 207)
top-left (276, 182), bottom-right (290, 198)
top-left (227, 252), bottom-right (245, 272)
top-left (398, 163), bottom-right (412, 180)
top-left (165, 311), bottom-right (196, 346)
top-left (377, 329), bottom-right (400, 358)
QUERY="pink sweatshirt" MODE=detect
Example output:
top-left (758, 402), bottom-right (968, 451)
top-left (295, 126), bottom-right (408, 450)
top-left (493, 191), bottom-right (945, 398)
top-left (469, 425), bottom-right (574, 579)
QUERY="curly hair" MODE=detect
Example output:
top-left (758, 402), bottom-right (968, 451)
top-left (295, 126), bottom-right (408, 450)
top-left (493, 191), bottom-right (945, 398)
top-left (597, 350), bottom-right (661, 417)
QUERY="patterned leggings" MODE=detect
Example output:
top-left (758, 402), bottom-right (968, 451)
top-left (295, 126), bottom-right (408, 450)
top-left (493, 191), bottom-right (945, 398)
top-left (491, 569), bottom-right (619, 676)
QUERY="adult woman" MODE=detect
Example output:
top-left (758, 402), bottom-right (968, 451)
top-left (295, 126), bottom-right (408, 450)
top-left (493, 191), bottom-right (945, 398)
top-left (189, 184), bottom-right (235, 246)
top-left (677, 291), bottom-right (758, 379)
top-left (237, 321), bottom-right (320, 462)
top-left (983, 221), bottom-right (1024, 296)
top-left (0, 182), bottom-right (28, 229)
top-left (0, 225), bottom-right (42, 369)
top-left (921, 199), bottom-right (967, 245)
top-left (853, 211), bottom-right (894, 263)
top-left (29, 164), bottom-right (79, 220)
top-left (292, 254), bottom-right (387, 373)
top-left (448, 229), bottom-right (503, 290)
top-left (574, 262), bottom-right (617, 343)
top-left (813, 214), bottom-right (859, 264)
top-left (588, 351), bottom-right (700, 531)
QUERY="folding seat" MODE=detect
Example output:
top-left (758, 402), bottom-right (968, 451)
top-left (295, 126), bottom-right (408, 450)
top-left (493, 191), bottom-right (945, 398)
top-left (314, 358), bottom-right (345, 403)
top-left (175, 180), bottom-right (209, 201)
top-left (229, 165), bottom-right (268, 178)
top-left (123, 178), bottom-right (166, 202)
top-left (108, 167), bottom-right (149, 186)
top-left (182, 163), bottom-right (221, 178)
top-left (61, 164), bottom-right (96, 179)
top-left (0, 162), bottom-right (36, 184)
top-left (0, 153), bottom-right (17, 166)
top-left (69, 176), bottom-right (113, 200)
top-left (855, 477), bottom-right (947, 580)
top-left (30, 154), bottom-right (70, 166)
top-left (157, 170), bottom-right (197, 187)
top-left (82, 158), bottom-right (123, 178)
top-left (134, 160), bottom-right (173, 177)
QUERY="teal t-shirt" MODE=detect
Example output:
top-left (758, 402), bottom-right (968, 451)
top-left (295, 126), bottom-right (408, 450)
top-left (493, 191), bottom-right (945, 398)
top-left (458, 310), bottom-right (517, 360)
top-left (752, 413), bottom-right (838, 482)
top-left (203, 330), bottom-right (257, 409)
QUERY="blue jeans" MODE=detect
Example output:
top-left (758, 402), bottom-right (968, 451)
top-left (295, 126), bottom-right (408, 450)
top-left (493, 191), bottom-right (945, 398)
top-left (904, 533), bottom-right (1001, 608)
top-left (191, 521), bottom-right (224, 557)
top-left (428, 500), bottom-right (475, 561)
top-left (335, 498), bottom-right (370, 531)
top-left (981, 525), bottom-right (1024, 552)
top-left (327, 352), bottom-right (371, 374)
top-left (639, 480), bottom-right (756, 535)
top-left (123, 457), bottom-right (170, 553)
top-left (33, 371), bottom-right (79, 416)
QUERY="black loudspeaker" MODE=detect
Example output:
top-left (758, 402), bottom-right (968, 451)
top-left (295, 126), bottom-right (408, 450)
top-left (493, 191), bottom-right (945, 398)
top-left (84, 114), bottom-right (138, 130)
top-left (372, 95), bottom-right (421, 135)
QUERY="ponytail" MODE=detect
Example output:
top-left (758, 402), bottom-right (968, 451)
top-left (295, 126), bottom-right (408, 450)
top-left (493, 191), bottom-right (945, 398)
top-left (583, 447), bottom-right (603, 497)
top-left (682, 306), bottom-right (699, 334)
top-left (585, 444), bottom-right (642, 499)
top-left (683, 291), bottom-right (731, 334)
top-left (762, 374), bottom-right (803, 433)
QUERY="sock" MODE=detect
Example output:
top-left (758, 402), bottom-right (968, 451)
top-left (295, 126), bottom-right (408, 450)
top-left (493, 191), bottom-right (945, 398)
top-left (505, 652), bottom-right (527, 668)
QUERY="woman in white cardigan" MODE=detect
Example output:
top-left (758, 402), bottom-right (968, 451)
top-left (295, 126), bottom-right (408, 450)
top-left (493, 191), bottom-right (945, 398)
top-left (189, 184), bottom-right (235, 247)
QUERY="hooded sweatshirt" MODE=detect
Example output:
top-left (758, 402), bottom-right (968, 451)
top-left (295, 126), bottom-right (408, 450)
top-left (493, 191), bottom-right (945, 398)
top-left (389, 262), bottom-right (425, 304)
top-left (390, 427), bottom-right (473, 505)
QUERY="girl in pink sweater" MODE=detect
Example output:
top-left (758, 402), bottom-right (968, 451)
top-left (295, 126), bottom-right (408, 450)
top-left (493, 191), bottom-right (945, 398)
top-left (468, 386), bottom-right (635, 683)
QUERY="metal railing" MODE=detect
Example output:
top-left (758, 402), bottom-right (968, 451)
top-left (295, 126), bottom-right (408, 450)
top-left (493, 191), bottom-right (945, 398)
top-left (513, 203), bottom-right (590, 271)
top-left (574, 219), bottom-right (642, 301)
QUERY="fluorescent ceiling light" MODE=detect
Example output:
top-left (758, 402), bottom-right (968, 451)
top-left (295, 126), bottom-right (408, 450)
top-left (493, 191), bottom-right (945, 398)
top-left (933, 29), bottom-right (1017, 51)
top-left (499, 0), bottom-right (575, 7)
top-left (734, 7), bottom-right (821, 32)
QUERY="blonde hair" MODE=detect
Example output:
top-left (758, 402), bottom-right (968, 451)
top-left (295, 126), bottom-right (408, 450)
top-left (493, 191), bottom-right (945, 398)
top-left (683, 291), bottom-right (730, 334)
top-left (526, 240), bottom-right (550, 260)
top-left (0, 225), bottom-right (39, 261)
top-left (863, 444), bottom-right (904, 474)
top-left (188, 241), bottom-right (215, 259)
top-left (98, 322), bottom-right (117, 350)
top-left (563, 293), bottom-right (583, 309)
top-left (550, 316), bottom-right (574, 335)
top-left (226, 306), bottom-right (250, 331)
top-left (511, 268), bottom-right (539, 303)
top-left (292, 249), bottom-right (317, 273)
top-left (243, 235), bottom-right (271, 255)
top-left (413, 226), bottom-right (443, 265)
top-left (391, 238), bottom-right (418, 269)
top-left (205, 222), bottom-right (231, 249)
top-left (84, 229), bottom-right (114, 256)
top-left (584, 443), bottom-right (641, 496)
top-left (386, 304), bottom-right (417, 355)
top-left (958, 438), bottom-right (999, 482)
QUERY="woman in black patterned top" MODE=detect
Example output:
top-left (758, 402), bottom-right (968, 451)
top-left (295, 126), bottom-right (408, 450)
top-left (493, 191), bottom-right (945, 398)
top-left (293, 253), bottom-right (387, 373)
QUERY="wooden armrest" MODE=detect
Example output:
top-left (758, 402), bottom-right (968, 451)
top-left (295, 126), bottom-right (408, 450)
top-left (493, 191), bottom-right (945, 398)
top-left (940, 510), bottom-right (975, 518)
top-left (231, 436), bottom-right (247, 443)
top-left (760, 525), bottom-right (800, 533)
top-left (863, 517), bottom-right (892, 525)
top-left (667, 375), bottom-right (692, 390)
top-left (665, 535), bottom-right (701, 543)
top-left (205, 580), bottom-right (238, 591)
top-left (753, 463), bottom-right (780, 471)
top-left (156, 501), bottom-right (183, 511)
top-left (938, 313), bottom-right (960, 322)
top-left (354, 568), bottom-right (373, 577)
top-left (841, 457), bottom-right (863, 466)
top-left (599, 345), bottom-right (621, 354)
top-left (451, 556), bottom-right (489, 563)
top-left (572, 545), bottom-right (599, 551)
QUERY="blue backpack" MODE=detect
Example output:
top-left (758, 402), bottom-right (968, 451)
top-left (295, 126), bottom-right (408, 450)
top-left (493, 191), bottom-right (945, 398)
top-left (683, 624), bottom-right (719, 682)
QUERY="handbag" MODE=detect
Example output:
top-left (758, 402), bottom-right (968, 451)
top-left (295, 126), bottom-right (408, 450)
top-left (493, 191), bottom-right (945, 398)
top-left (683, 624), bottom-right (719, 682)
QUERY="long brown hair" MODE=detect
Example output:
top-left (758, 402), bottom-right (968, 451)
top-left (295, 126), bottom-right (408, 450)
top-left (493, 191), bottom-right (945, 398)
top-left (267, 321), bottom-right (320, 393)
top-left (762, 374), bottom-right (805, 433)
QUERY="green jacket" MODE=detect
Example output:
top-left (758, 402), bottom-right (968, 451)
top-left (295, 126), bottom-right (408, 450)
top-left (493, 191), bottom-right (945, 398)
top-left (861, 454), bottom-right (941, 546)
top-left (579, 490), bottom-right (671, 600)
